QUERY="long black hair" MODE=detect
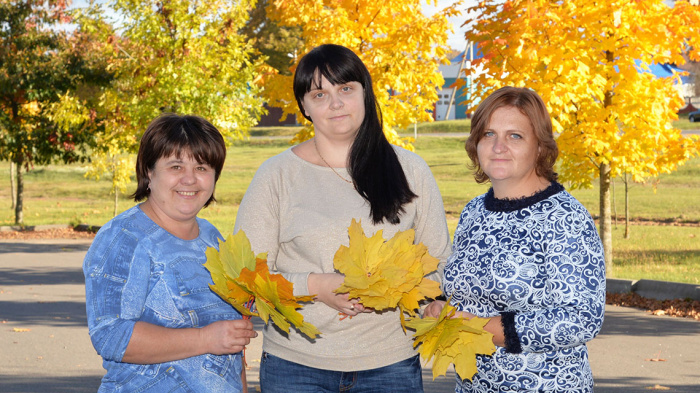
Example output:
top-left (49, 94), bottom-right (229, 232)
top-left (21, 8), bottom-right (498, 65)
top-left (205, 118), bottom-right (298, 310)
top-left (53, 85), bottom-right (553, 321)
top-left (293, 44), bottom-right (416, 224)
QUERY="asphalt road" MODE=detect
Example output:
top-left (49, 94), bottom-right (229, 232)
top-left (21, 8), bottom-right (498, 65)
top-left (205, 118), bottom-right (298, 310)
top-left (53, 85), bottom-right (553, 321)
top-left (1, 239), bottom-right (698, 393)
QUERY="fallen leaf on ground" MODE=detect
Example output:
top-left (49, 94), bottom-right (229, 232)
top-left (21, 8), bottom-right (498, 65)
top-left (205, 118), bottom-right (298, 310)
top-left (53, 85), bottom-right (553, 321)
top-left (645, 385), bottom-right (671, 390)
top-left (606, 293), bottom-right (699, 321)
top-left (12, 328), bottom-right (30, 332)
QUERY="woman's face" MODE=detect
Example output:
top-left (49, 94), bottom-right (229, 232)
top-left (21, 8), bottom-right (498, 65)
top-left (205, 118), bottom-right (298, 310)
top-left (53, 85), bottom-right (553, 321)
top-left (301, 73), bottom-right (365, 139)
top-left (477, 106), bottom-right (541, 191)
top-left (146, 153), bottom-right (216, 224)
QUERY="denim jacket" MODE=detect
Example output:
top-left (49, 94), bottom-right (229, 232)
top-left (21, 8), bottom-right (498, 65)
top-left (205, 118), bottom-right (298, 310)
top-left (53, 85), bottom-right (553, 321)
top-left (83, 206), bottom-right (244, 392)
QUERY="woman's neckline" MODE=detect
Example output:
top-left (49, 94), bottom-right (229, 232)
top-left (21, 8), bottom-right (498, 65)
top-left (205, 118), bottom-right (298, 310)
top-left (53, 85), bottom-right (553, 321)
top-left (484, 182), bottom-right (564, 212)
top-left (137, 203), bottom-right (200, 241)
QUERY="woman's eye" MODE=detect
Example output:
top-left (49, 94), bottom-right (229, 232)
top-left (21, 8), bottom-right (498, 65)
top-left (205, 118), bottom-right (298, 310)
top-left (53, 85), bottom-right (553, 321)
top-left (484, 131), bottom-right (495, 137)
top-left (314, 92), bottom-right (325, 99)
top-left (341, 86), bottom-right (351, 92)
top-left (510, 133), bottom-right (522, 139)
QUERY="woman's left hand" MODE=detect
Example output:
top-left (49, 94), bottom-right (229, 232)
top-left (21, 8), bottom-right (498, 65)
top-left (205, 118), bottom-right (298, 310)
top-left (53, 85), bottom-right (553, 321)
top-left (308, 273), bottom-right (372, 316)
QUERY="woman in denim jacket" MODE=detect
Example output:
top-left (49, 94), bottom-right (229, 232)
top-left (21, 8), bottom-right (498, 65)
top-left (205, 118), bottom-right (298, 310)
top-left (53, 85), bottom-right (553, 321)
top-left (83, 114), bottom-right (257, 392)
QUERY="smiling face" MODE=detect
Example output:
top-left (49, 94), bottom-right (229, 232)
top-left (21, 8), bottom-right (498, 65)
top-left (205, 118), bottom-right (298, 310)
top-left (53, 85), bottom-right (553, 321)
top-left (477, 106), bottom-right (546, 197)
top-left (144, 152), bottom-right (216, 226)
top-left (301, 73), bottom-right (365, 139)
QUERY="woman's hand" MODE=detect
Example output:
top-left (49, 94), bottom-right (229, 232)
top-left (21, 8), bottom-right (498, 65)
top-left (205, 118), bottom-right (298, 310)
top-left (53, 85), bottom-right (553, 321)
top-left (308, 273), bottom-right (370, 316)
top-left (124, 319), bottom-right (257, 364)
top-left (200, 319), bottom-right (258, 355)
top-left (423, 300), bottom-right (446, 318)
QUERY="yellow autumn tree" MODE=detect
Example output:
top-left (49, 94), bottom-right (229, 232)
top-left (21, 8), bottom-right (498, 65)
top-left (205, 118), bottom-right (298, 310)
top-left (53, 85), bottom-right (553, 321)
top-left (463, 0), bottom-right (700, 267)
top-left (264, 0), bottom-right (463, 149)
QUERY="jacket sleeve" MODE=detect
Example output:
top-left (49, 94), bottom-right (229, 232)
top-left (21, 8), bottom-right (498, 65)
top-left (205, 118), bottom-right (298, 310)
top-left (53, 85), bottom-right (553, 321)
top-left (509, 207), bottom-right (606, 354)
top-left (83, 226), bottom-right (151, 361)
top-left (406, 153), bottom-right (452, 284)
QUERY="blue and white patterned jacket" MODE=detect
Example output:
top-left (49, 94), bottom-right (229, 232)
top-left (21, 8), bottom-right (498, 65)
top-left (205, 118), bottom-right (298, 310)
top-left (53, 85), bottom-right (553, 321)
top-left (443, 182), bottom-right (606, 393)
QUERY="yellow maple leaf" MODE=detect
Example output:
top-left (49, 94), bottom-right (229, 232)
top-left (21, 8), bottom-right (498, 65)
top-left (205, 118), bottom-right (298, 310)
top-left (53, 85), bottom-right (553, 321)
top-left (205, 231), bottom-right (321, 339)
top-left (404, 302), bottom-right (496, 380)
top-left (333, 219), bottom-right (442, 328)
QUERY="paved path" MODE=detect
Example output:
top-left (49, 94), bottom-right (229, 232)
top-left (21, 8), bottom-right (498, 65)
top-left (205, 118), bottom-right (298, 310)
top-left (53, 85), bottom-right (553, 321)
top-left (1, 239), bottom-right (698, 393)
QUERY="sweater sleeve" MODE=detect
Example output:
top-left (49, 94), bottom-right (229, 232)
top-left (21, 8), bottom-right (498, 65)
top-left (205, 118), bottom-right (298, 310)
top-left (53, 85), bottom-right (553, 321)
top-left (404, 151), bottom-right (451, 284)
top-left (233, 156), bottom-right (311, 296)
top-left (512, 207), bottom-right (606, 354)
top-left (83, 226), bottom-right (151, 362)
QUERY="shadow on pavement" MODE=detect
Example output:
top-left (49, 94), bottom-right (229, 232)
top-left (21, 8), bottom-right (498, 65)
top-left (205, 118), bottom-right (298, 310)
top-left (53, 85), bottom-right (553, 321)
top-left (0, 300), bottom-right (87, 327)
top-left (594, 377), bottom-right (700, 393)
top-left (0, 242), bottom-right (92, 255)
top-left (598, 310), bottom-right (700, 337)
top-left (0, 375), bottom-right (102, 393)
top-left (0, 266), bottom-right (85, 286)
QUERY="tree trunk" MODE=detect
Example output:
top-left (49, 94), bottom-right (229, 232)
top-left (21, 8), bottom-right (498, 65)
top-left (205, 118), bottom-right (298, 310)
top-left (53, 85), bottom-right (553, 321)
top-left (14, 161), bottom-right (24, 225)
top-left (113, 188), bottom-right (119, 218)
top-left (612, 177), bottom-right (617, 228)
top-left (624, 172), bottom-right (630, 239)
top-left (10, 162), bottom-right (16, 209)
top-left (599, 163), bottom-right (613, 270)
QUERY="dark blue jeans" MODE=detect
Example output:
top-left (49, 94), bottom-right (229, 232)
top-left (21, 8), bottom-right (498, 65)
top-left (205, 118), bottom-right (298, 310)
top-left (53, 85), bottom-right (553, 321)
top-left (259, 351), bottom-right (424, 392)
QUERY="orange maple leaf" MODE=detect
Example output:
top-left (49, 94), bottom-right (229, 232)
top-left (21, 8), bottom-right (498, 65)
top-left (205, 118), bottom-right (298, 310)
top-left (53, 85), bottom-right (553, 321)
top-left (205, 231), bottom-right (321, 339)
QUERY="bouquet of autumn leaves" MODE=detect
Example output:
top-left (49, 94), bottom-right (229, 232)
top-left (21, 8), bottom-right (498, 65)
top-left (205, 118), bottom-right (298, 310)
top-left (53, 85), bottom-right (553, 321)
top-left (404, 301), bottom-right (496, 380)
top-left (204, 231), bottom-right (321, 339)
top-left (333, 219), bottom-right (496, 380)
top-left (332, 219), bottom-right (441, 328)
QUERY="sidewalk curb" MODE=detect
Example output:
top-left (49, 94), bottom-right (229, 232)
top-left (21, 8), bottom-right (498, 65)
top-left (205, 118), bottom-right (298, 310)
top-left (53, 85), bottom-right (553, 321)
top-left (607, 278), bottom-right (700, 301)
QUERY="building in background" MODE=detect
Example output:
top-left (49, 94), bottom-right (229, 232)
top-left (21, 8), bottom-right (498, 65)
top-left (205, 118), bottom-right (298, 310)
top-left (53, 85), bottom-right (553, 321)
top-left (435, 42), bottom-right (483, 121)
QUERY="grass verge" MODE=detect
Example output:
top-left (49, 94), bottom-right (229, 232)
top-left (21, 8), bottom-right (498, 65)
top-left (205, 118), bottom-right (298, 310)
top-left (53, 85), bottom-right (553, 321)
top-left (0, 136), bottom-right (698, 284)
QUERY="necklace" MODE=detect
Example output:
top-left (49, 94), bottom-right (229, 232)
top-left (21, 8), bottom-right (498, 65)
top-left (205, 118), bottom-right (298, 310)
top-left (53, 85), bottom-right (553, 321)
top-left (313, 138), bottom-right (353, 184)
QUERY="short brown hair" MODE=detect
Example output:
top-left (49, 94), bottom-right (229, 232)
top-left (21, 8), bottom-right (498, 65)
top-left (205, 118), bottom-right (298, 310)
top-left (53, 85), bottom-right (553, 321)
top-left (131, 113), bottom-right (226, 207)
top-left (465, 86), bottom-right (558, 183)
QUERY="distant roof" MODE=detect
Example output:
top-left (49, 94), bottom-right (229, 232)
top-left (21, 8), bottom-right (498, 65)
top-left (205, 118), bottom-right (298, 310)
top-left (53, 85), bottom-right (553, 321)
top-left (451, 45), bottom-right (484, 64)
top-left (450, 49), bottom-right (694, 84)
top-left (637, 61), bottom-right (693, 84)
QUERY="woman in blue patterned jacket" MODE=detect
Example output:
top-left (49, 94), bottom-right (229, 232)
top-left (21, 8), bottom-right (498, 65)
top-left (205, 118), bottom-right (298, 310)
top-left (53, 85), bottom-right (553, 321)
top-left (425, 86), bottom-right (606, 392)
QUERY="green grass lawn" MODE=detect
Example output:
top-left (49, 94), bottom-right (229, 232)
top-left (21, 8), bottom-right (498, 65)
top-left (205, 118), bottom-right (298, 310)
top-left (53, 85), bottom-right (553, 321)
top-left (1, 134), bottom-right (698, 284)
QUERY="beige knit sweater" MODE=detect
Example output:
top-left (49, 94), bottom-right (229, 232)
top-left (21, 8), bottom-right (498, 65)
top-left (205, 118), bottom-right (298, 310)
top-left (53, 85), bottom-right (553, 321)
top-left (233, 146), bottom-right (451, 371)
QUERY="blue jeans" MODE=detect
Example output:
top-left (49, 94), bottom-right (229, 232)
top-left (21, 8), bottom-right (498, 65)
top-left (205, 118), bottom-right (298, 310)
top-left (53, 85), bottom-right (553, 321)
top-left (259, 352), bottom-right (424, 393)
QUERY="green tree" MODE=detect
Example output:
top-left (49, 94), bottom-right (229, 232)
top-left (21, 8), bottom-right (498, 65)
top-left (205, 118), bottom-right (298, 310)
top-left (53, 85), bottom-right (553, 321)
top-left (78, 0), bottom-right (267, 215)
top-left (462, 0), bottom-right (700, 267)
top-left (0, 0), bottom-right (110, 225)
top-left (240, 0), bottom-right (303, 76)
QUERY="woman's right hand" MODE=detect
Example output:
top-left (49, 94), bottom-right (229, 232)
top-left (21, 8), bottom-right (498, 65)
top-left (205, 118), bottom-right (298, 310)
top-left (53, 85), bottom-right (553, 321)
top-left (423, 300), bottom-right (446, 318)
top-left (200, 319), bottom-right (258, 355)
top-left (308, 273), bottom-right (366, 316)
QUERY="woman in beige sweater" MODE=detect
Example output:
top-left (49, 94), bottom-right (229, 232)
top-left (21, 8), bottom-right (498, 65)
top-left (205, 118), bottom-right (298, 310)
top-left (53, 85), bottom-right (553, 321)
top-left (234, 44), bottom-right (451, 392)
